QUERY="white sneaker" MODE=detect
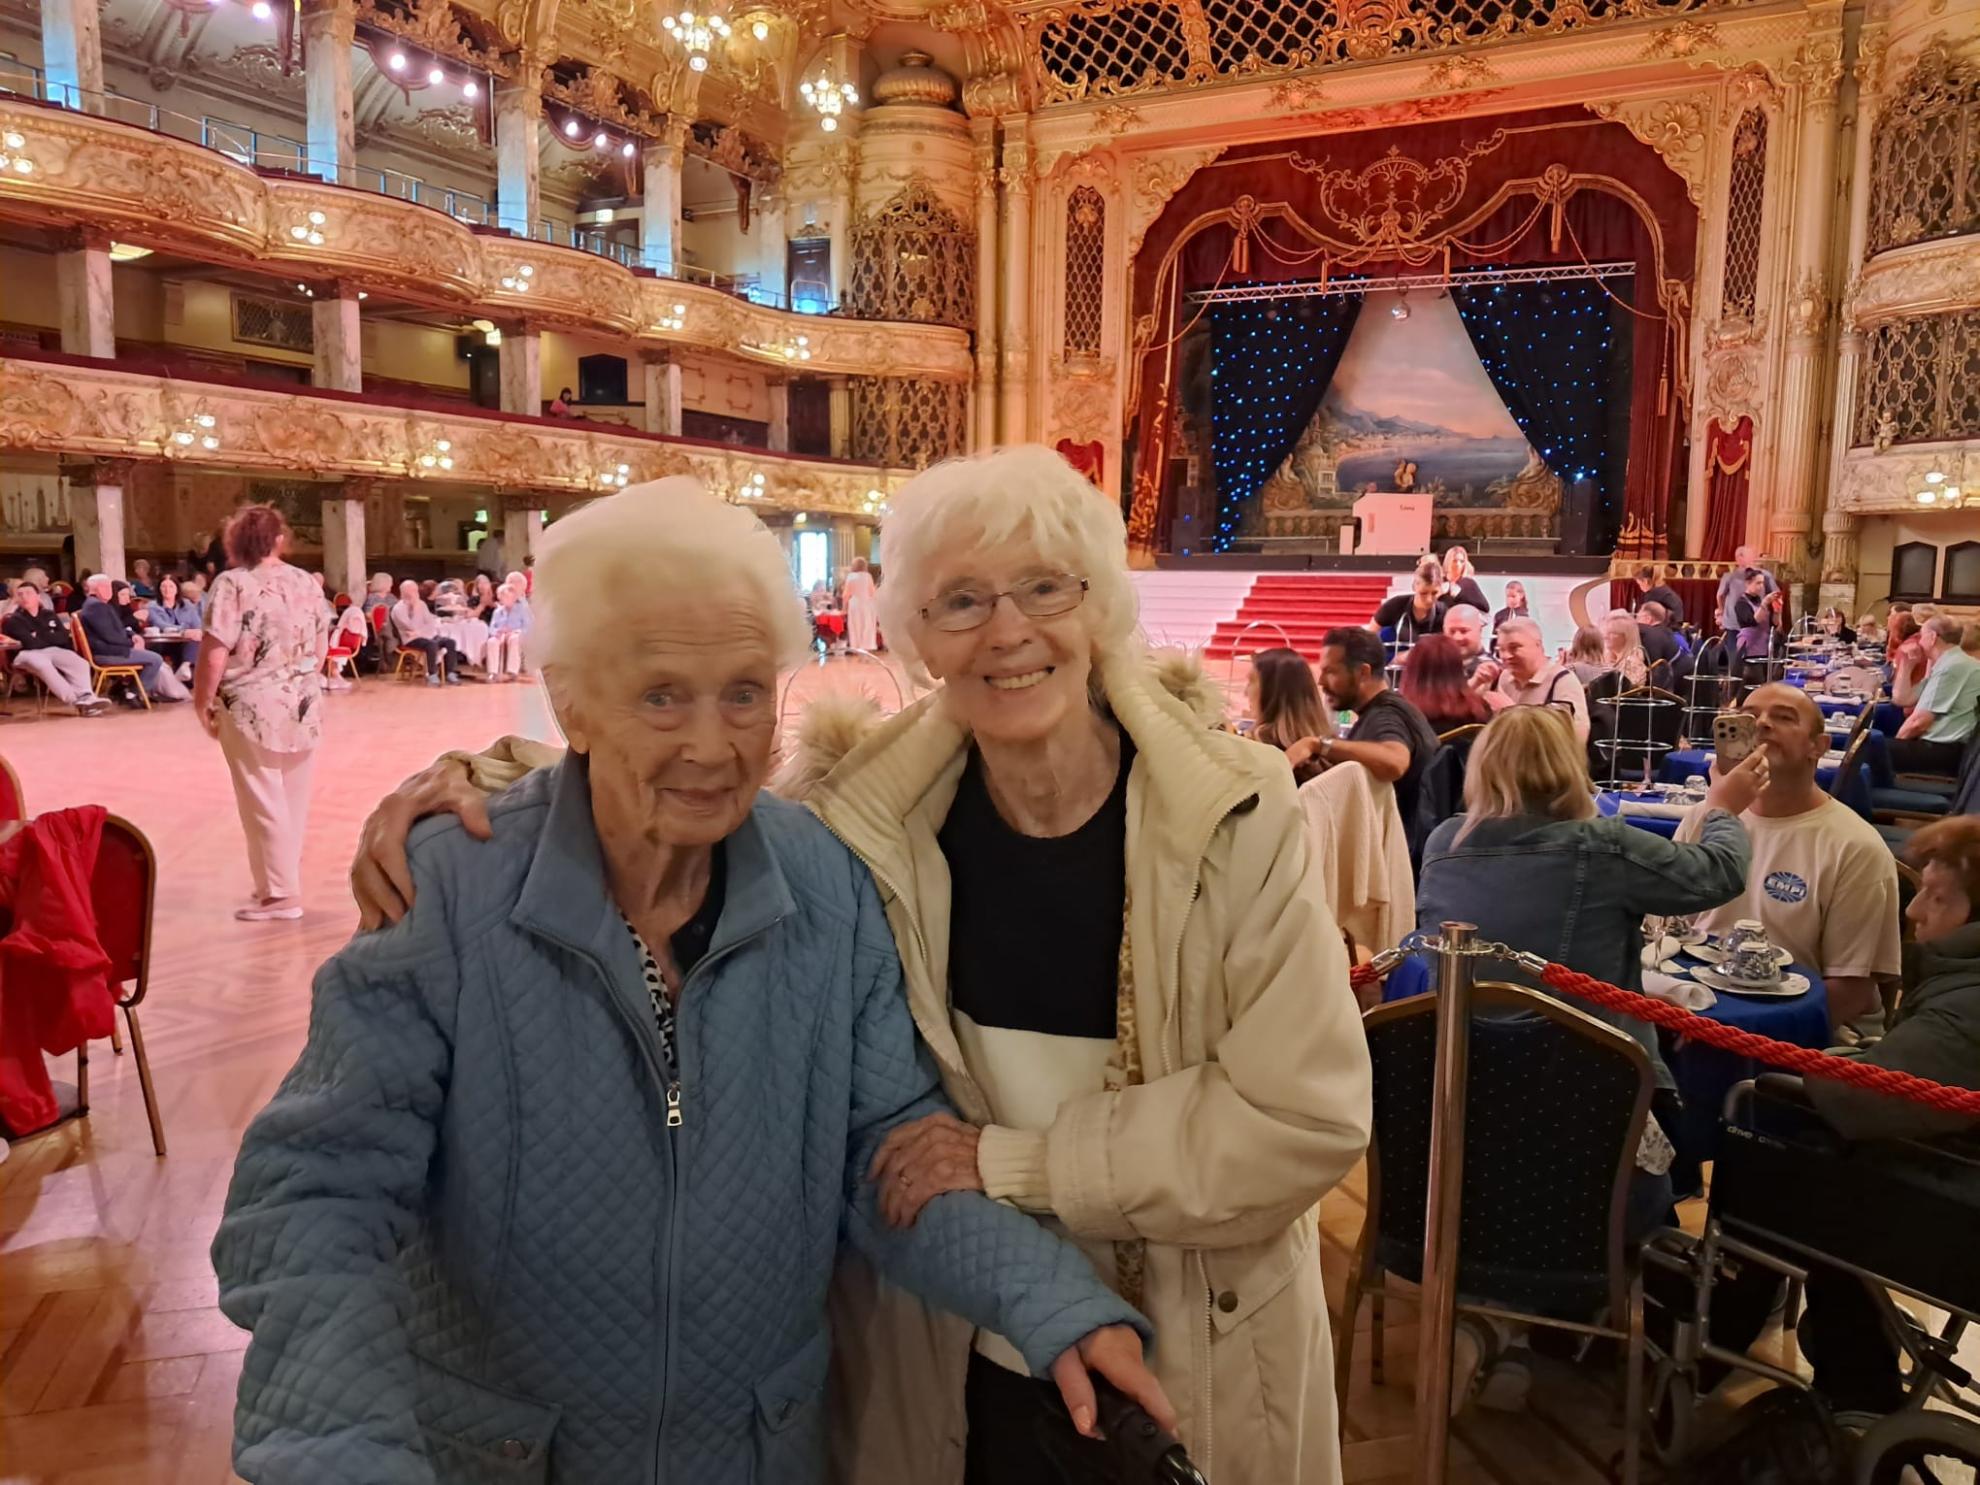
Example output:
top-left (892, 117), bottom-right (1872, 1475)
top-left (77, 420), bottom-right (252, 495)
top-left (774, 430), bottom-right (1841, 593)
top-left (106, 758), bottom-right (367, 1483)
top-left (235, 902), bottom-right (304, 922)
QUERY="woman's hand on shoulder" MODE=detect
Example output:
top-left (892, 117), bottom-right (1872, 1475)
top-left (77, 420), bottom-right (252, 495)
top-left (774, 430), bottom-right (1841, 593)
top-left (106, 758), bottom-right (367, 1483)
top-left (351, 758), bottom-right (490, 930)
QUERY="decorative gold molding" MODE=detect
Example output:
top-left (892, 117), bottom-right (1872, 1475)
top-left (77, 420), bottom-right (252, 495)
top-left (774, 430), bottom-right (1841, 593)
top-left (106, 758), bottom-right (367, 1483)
top-left (1851, 237), bottom-right (1980, 325)
top-left (0, 356), bottom-right (910, 511)
top-left (0, 98), bottom-right (972, 382)
top-left (1833, 441), bottom-right (1979, 514)
top-left (1586, 94), bottom-right (1712, 206)
top-left (1125, 146), bottom-right (1228, 260)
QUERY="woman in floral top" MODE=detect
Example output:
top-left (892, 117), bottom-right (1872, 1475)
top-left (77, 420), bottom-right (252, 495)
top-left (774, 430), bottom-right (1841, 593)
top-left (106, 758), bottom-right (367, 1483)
top-left (193, 504), bottom-right (331, 922)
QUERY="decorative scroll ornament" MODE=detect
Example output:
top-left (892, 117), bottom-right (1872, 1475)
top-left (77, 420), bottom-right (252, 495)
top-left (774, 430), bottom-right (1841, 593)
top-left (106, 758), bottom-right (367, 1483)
top-left (1126, 147), bottom-right (1228, 259)
top-left (1867, 43), bottom-right (1980, 255)
top-left (1586, 95), bottom-right (1711, 206)
top-left (1700, 317), bottom-right (1764, 426)
top-left (1786, 270), bottom-right (1830, 342)
top-left (1640, 19), bottom-right (1723, 60)
top-left (544, 65), bottom-right (658, 138)
top-left (1051, 364), bottom-right (1118, 445)
top-left (1093, 104), bottom-right (1142, 136)
top-left (1291, 135), bottom-right (1509, 256)
top-left (1425, 55), bottom-right (1497, 92)
top-left (354, 0), bottom-right (509, 75)
top-left (845, 179), bottom-right (978, 330)
top-left (1267, 77), bottom-right (1329, 114)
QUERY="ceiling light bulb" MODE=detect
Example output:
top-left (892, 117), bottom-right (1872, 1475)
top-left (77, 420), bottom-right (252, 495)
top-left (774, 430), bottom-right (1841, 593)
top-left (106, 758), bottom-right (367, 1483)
top-left (251, 0), bottom-right (272, 18)
top-left (1926, 470), bottom-right (1947, 484)
top-left (820, 116), bottom-right (836, 131)
top-left (689, 55), bottom-right (708, 71)
top-left (563, 119), bottom-right (581, 138)
top-left (752, 19), bottom-right (768, 38)
top-left (388, 51), bottom-right (407, 71)
top-left (428, 66), bottom-right (446, 85)
top-left (621, 140), bottom-right (635, 157)
top-left (461, 78), bottom-right (479, 98)
top-left (594, 131), bottom-right (608, 148)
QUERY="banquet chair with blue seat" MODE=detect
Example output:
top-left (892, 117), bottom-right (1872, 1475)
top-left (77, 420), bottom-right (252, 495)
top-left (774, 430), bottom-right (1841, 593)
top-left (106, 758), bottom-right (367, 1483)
top-left (1338, 984), bottom-right (1655, 1479)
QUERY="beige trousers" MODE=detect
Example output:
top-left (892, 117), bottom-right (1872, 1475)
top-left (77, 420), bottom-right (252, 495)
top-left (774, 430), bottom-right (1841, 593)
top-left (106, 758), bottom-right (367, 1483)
top-left (218, 711), bottom-right (318, 902)
top-left (487, 630), bottom-right (526, 676)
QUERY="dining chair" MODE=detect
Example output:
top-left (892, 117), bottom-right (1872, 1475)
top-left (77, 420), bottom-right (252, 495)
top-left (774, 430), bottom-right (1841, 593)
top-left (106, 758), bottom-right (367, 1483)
top-left (68, 615), bottom-right (149, 710)
top-left (83, 814), bottom-right (167, 1156)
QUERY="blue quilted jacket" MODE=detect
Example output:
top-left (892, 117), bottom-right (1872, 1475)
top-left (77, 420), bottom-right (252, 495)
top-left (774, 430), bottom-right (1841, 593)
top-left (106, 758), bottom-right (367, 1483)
top-left (213, 757), bottom-right (1144, 1485)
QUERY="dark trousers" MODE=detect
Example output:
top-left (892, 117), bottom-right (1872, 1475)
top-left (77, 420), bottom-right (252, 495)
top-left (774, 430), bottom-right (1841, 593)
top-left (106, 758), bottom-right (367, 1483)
top-left (1889, 736), bottom-right (1965, 777)
top-left (963, 1350), bottom-right (1112, 1485)
top-left (401, 636), bottom-right (461, 677)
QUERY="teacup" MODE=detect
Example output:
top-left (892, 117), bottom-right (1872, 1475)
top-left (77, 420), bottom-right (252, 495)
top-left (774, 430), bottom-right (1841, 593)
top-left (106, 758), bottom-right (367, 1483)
top-left (1720, 918), bottom-right (1782, 984)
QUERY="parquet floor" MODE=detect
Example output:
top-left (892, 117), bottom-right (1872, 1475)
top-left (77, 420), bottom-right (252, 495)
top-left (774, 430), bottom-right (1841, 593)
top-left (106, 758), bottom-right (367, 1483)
top-left (0, 667), bottom-right (1770, 1484)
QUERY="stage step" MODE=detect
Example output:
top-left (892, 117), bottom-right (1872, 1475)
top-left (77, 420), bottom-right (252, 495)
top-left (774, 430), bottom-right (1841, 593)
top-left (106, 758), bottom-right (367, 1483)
top-left (1128, 569), bottom-right (1258, 652)
top-left (1203, 574), bottom-right (1395, 662)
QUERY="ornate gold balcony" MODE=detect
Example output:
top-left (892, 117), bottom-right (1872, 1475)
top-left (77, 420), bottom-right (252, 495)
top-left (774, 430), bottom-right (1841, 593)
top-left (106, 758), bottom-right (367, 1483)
top-left (0, 355), bottom-right (906, 513)
top-left (0, 97), bottom-right (974, 384)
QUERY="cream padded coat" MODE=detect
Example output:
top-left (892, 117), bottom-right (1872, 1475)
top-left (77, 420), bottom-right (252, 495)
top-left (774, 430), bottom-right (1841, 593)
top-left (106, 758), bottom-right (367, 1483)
top-left (448, 651), bottom-right (1372, 1485)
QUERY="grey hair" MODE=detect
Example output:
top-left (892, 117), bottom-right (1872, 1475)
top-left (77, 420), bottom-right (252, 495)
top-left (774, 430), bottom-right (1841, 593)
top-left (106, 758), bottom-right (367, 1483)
top-left (873, 445), bottom-right (1139, 671)
top-left (1497, 616), bottom-right (1543, 646)
top-left (1926, 615), bottom-right (1966, 646)
top-left (531, 476), bottom-right (811, 672)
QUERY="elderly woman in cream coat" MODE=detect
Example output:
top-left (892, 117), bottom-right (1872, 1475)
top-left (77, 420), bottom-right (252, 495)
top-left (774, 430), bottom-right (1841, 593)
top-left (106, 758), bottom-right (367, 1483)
top-left (350, 445), bottom-right (1373, 1485)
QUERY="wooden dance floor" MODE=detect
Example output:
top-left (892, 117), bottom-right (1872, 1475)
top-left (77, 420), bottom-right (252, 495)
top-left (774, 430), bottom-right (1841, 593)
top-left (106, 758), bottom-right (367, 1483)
top-left (0, 672), bottom-right (1772, 1483)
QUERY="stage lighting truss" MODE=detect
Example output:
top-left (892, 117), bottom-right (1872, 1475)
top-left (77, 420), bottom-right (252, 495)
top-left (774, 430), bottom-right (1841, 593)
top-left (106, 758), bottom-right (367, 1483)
top-left (1185, 261), bottom-right (1638, 306)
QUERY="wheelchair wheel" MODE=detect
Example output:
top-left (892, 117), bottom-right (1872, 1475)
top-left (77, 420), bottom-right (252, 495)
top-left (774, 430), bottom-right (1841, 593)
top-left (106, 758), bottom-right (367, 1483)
top-left (1648, 1366), bottom-right (1697, 1466)
top-left (1852, 1410), bottom-right (1980, 1485)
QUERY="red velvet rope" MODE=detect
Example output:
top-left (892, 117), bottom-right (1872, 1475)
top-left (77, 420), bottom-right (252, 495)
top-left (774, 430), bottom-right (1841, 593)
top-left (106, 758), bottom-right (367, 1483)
top-left (1346, 958), bottom-right (1980, 1114)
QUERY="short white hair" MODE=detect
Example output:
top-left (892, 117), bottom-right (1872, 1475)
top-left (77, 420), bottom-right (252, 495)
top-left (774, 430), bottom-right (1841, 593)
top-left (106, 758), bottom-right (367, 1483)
top-left (874, 445), bottom-right (1138, 670)
top-left (1497, 617), bottom-right (1542, 646)
top-left (532, 476), bottom-right (810, 672)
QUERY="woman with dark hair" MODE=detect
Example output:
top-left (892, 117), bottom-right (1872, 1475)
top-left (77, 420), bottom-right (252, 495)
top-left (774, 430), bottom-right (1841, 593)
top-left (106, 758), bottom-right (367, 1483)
top-left (193, 504), bottom-right (331, 922)
top-left (1247, 646), bottom-right (1335, 783)
top-left (1399, 634), bottom-right (1490, 733)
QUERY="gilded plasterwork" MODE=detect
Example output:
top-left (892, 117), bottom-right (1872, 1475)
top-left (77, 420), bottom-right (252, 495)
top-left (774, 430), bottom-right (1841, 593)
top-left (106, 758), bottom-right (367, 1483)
top-left (849, 377), bottom-right (970, 469)
top-left (1852, 310), bottom-right (1980, 448)
top-left (1586, 94), bottom-right (1712, 206)
top-left (844, 179), bottom-right (978, 330)
top-left (1867, 42), bottom-right (1980, 254)
top-left (1125, 146), bottom-right (1228, 259)
top-left (1850, 238), bottom-right (1980, 324)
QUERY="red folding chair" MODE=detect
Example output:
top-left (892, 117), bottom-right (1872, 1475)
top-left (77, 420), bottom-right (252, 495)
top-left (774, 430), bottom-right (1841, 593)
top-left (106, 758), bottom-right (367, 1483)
top-left (85, 814), bottom-right (166, 1156)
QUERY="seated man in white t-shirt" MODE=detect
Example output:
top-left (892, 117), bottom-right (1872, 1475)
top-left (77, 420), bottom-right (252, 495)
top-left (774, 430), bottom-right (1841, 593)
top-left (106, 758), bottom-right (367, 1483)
top-left (1472, 617), bottom-right (1590, 742)
top-left (1676, 683), bottom-right (1900, 1028)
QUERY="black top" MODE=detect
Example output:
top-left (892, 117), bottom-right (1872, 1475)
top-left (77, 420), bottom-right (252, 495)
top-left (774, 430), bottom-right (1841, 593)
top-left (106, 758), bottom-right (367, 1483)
top-left (1638, 621), bottom-right (1683, 668)
top-left (939, 736), bottom-right (1132, 1039)
top-left (2, 608), bottom-right (73, 652)
top-left (1373, 593), bottom-right (1448, 644)
top-left (1492, 606), bottom-right (1529, 630)
top-left (1349, 688), bottom-right (1440, 829)
top-left (1640, 584), bottom-right (1687, 626)
top-left (1443, 576), bottom-right (1491, 614)
top-left (78, 597), bottom-right (134, 661)
top-left (670, 842), bottom-right (727, 977)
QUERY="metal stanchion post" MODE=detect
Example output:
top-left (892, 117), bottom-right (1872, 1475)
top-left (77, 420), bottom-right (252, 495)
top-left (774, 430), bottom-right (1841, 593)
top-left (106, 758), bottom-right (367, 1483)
top-left (1414, 921), bottom-right (1477, 1485)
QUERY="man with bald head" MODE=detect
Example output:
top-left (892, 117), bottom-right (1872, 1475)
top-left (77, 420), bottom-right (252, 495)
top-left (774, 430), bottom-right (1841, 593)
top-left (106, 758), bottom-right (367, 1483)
top-left (1441, 603), bottom-right (1488, 676)
top-left (1677, 683), bottom-right (1899, 1029)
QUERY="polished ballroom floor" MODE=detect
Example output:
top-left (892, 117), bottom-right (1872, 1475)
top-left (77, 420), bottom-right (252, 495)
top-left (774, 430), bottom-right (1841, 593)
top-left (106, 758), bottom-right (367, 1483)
top-left (0, 672), bottom-right (1776, 1485)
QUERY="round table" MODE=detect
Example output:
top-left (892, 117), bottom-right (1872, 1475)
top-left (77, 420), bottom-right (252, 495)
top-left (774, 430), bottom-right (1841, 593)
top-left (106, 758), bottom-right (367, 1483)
top-left (1382, 948), bottom-right (1830, 1196)
top-left (1658, 747), bottom-right (1873, 818)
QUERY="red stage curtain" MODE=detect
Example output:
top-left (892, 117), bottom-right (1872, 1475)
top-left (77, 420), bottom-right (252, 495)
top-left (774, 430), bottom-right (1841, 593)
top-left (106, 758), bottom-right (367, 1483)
top-left (1701, 416), bottom-right (1753, 560)
top-left (1056, 438), bottom-right (1104, 489)
top-left (1125, 106), bottom-right (1697, 560)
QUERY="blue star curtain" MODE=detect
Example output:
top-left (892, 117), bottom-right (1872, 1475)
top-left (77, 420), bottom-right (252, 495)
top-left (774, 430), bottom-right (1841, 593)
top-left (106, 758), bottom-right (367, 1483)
top-left (1449, 277), bottom-right (1630, 516)
top-left (1209, 294), bottom-right (1362, 551)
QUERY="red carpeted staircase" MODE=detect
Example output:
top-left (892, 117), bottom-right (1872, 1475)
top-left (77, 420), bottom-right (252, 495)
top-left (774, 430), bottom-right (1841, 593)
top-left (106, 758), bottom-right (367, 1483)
top-left (1202, 575), bottom-right (1394, 662)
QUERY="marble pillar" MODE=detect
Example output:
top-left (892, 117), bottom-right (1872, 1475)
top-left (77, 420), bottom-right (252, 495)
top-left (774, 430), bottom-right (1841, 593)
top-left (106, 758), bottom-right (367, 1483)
top-left (38, 0), bottom-right (102, 107)
top-left (768, 377), bottom-right (791, 452)
top-left (755, 188), bottom-right (789, 305)
top-left (495, 77), bottom-right (543, 238)
top-left (499, 329), bottom-right (542, 415)
top-left (503, 505), bottom-right (545, 568)
top-left (641, 121), bottom-right (687, 275)
top-left (312, 290), bottom-right (362, 391)
top-left (642, 354), bottom-right (683, 436)
top-left (56, 236), bottom-right (114, 357)
top-left (828, 377), bottom-right (851, 459)
top-left (970, 116), bottom-right (1001, 452)
top-left (321, 493), bottom-right (366, 596)
top-left (300, 0), bottom-right (356, 184)
top-left (998, 121), bottom-right (1032, 445)
top-left (69, 460), bottom-right (129, 580)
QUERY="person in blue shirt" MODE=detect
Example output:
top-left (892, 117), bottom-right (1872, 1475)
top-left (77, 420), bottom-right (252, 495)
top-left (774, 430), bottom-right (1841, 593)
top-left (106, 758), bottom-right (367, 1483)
top-left (484, 579), bottom-right (532, 680)
top-left (1893, 616), bottom-right (1980, 774)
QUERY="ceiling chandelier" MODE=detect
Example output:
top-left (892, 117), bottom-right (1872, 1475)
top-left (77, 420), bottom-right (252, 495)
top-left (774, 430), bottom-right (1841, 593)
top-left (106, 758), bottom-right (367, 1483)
top-left (799, 69), bottom-right (858, 132)
top-left (663, 11), bottom-right (731, 73)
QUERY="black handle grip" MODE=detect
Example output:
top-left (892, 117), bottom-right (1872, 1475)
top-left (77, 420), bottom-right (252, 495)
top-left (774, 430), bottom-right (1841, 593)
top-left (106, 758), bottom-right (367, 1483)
top-left (1092, 1379), bottom-right (1210, 1484)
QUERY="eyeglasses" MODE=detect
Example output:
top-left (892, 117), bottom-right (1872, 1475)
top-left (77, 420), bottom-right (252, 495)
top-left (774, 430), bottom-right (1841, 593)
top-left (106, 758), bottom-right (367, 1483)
top-left (919, 572), bottom-right (1089, 633)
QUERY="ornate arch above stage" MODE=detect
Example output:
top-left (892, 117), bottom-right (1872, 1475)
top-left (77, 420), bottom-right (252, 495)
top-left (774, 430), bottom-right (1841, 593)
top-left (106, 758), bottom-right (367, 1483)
top-left (1122, 107), bottom-right (1699, 561)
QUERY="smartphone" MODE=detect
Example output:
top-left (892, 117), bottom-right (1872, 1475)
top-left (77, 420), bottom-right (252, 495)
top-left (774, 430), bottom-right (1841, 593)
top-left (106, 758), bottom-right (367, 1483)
top-left (1713, 710), bottom-right (1758, 766)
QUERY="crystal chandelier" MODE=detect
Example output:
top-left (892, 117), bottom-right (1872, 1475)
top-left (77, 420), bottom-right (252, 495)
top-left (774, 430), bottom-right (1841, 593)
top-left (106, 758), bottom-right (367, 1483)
top-left (663, 11), bottom-right (731, 73)
top-left (799, 70), bottom-right (858, 132)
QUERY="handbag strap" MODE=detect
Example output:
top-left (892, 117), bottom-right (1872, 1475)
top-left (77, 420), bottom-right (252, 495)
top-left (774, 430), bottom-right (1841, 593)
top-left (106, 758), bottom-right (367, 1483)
top-left (1104, 886), bottom-right (1148, 1309)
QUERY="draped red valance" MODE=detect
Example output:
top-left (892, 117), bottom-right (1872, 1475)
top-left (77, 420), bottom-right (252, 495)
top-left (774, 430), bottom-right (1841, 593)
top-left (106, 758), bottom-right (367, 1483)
top-left (1123, 106), bottom-right (1698, 562)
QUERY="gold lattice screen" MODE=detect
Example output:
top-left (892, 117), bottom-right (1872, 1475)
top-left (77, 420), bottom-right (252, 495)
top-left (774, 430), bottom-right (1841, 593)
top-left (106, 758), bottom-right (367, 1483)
top-left (1720, 109), bottom-right (1767, 322)
top-left (845, 181), bottom-right (977, 330)
top-left (1063, 187), bottom-right (1106, 360)
top-left (849, 378), bottom-right (970, 469)
top-left (1854, 310), bottom-right (1980, 447)
top-left (1868, 46), bottom-right (1980, 255)
top-left (1027, 0), bottom-right (1749, 103)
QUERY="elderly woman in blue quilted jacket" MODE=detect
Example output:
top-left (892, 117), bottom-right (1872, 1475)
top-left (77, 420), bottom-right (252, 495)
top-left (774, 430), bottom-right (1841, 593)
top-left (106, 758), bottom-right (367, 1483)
top-left (211, 480), bottom-right (1168, 1485)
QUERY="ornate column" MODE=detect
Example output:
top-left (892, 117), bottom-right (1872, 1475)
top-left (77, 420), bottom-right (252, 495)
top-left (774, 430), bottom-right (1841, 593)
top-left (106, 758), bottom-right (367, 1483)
top-left (301, 0), bottom-right (356, 184)
top-left (38, 0), bottom-right (103, 108)
top-left (998, 118), bottom-right (1032, 444)
top-left (67, 458), bottom-right (131, 579)
top-left (767, 376), bottom-right (791, 452)
top-left (499, 326), bottom-right (541, 415)
top-left (312, 285), bottom-right (362, 392)
top-left (1767, 8), bottom-right (1847, 579)
top-left (503, 501), bottom-right (545, 568)
top-left (642, 352), bottom-right (683, 436)
top-left (755, 187), bottom-right (789, 306)
top-left (321, 485), bottom-right (367, 596)
top-left (970, 115), bottom-right (1001, 451)
top-left (640, 119), bottom-right (688, 274)
top-left (55, 229), bottom-right (113, 358)
top-left (495, 73), bottom-right (543, 238)
top-left (828, 376), bottom-right (851, 458)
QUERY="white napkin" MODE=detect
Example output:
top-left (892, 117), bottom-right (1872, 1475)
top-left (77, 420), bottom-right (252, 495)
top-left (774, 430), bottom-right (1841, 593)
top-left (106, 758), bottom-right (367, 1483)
top-left (1642, 970), bottom-right (1717, 1011)
top-left (1618, 798), bottom-right (1691, 820)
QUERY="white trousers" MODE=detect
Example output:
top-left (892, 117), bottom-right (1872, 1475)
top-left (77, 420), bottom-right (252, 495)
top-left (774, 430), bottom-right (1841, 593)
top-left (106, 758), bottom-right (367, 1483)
top-left (487, 630), bottom-right (526, 676)
top-left (10, 648), bottom-right (94, 704)
top-left (218, 711), bottom-right (318, 902)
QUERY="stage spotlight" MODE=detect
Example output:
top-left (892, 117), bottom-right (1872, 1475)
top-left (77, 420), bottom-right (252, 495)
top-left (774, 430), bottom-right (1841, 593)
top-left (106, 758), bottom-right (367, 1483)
top-left (1390, 292), bottom-right (1411, 321)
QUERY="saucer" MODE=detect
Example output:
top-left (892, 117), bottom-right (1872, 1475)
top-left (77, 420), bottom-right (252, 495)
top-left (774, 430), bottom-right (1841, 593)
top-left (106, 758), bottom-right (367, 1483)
top-left (1692, 966), bottom-right (1811, 998)
top-left (1690, 940), bottom-right (1791, 969)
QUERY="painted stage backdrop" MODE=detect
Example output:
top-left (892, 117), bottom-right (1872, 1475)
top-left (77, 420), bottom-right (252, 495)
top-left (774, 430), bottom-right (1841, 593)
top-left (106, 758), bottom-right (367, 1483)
top-left (1255, 290), bottom-right (1561, 541)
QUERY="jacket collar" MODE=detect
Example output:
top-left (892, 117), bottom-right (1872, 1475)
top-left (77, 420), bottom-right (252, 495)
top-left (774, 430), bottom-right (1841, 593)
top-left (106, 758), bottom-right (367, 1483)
top-left (513, 753), bottom-right (795, 968)
top-left (1914, 920), bottom-right (1980, 991)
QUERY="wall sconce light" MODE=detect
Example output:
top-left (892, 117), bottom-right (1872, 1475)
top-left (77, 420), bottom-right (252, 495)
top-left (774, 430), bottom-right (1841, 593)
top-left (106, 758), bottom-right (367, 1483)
top-left (500, 264), bottom-right (535, 292)
top-left (663, 11), bottom-right (731, 72)
top-left (418, 438), bottom-right (456, 473)
top-left (657, 302), bottom-right (687, 331)
top-left (287, 208), bottom-right (328, 246)
top-left (171, 409), bottom-right (221, 453)
top-left (0, 129), bottom-right (35, 175)
top-left (599, 462), bottom-right (631, 489)
top-left (732, 470), bottom-right (769, 502)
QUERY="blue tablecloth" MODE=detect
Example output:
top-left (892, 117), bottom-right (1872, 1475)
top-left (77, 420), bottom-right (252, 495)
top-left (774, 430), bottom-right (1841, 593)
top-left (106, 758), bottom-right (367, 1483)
top-left (1382, 949), bottom-right (1831, 1195)
top-left (1658, 748), bottom-right (1873, 818)
top-left (1596, 791), bottom-right (1684, 837)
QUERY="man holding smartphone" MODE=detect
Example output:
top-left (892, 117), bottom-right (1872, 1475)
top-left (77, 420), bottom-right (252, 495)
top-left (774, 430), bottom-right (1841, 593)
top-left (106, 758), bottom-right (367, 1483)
top-left (1675, 685), bottom-right (1900, 1029)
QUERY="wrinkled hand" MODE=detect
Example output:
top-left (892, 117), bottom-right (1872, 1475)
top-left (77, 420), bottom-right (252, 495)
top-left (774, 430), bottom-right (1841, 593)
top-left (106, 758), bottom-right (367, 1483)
top-left (351, 757), bottom-right (489, 930)
top-left (1050, 1326), bottom-right (1177, 1440)
top-left (868, 1111), bottom-right (983, 1228)
top-left (1704, 746), bottom-right (1770, 817)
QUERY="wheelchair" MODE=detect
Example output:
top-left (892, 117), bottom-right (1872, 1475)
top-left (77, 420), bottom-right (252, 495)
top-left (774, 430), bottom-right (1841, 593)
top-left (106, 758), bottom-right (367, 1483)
top-left (1638, 1074), bottom-right (1980, 1483)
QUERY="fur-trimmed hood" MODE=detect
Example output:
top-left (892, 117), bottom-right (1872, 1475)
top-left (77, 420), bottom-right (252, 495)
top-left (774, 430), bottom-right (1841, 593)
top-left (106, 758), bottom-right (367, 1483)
top-left (773, 646), bottom-right (1229, 802)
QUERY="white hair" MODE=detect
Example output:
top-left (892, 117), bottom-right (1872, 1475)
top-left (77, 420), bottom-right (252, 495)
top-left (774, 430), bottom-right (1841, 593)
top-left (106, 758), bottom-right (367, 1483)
top-left (873, 445), bottom-right (1138, 671)
top-left (1497, 616), bottom-right (1542, 646)
top-left (531, 476), bottom-right (810, 672)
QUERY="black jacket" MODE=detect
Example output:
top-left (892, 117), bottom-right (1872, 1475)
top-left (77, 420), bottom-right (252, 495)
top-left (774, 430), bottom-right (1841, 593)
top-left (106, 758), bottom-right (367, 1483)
top-left (78, 597), bottom-right (135, 661)
top-left (2, 607), bottom-right (74, 652)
